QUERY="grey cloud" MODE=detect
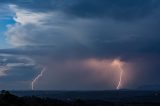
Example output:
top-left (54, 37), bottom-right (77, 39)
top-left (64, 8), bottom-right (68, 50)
top-left (0, 54), bottom-right (40, 89)
top-left (2, 0), bottom-right (160, 20)
top-left (1, 0), bottom-right (160, 89)
top-left (4, 0), bottom-right (158, 17)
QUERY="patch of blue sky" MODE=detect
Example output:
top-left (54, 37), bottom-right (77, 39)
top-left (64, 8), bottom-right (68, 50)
top-left (0, 17), bottom-right (15, 48)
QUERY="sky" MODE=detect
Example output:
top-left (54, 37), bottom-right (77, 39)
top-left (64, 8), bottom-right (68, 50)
top-left (0, 0), bottom-right (160, 90)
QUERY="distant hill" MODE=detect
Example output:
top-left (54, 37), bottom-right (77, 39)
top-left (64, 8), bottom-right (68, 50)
top-left (137, 85), bottom-right (160, 90)
top-left (117, 89), bottom-right (130, 91)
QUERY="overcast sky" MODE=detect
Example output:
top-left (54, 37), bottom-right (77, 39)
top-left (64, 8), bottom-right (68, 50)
top-left (0, 0), bottom-right (160, 90)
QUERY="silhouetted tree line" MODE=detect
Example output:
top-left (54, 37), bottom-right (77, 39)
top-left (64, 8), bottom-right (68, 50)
top-left (0, 90), bottom-right (160, 106)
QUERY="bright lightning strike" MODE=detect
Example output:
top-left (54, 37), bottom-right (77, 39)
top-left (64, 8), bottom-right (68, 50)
top-left (112, 59), bottom-right (124, 90)
top-left (31, 67), bottom-right (46, 90)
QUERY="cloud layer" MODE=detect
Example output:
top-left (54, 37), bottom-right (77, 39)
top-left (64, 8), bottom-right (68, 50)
top-left (0, 0), bottom-right (160, 90)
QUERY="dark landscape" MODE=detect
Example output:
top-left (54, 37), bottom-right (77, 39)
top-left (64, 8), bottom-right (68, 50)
top-left (0, 90), bottom-right (158, 106)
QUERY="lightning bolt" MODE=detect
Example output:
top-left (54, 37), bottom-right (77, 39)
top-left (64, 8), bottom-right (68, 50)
top-left (112, 59), bottom-right (124, 90)
top-left (31, 67), bottom-right (46, 90)
top-left (116, 64), bottom-right (123, 90)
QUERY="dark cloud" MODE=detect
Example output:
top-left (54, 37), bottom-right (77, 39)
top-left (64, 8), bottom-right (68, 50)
top-left (0, 53), bottom-right (39, 90)
top-left (0, 0), bottom-right (160, 89)
top-left (2, 0), bottom-right (160, 20)
top-left (3, 0), bottom-right (160, 60)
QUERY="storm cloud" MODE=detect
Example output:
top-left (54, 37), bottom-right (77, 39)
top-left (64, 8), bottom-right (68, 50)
top-left (0, 0), bottom-right (160, 90)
